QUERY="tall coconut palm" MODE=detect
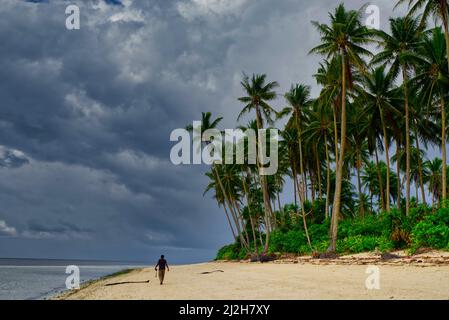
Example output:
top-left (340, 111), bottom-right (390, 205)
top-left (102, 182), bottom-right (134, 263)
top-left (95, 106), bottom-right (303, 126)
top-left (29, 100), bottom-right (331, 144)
top-left (314, 57), bottom-right (343, 166)
top-left (413, 27), bottom-right (449, 204)
top-left (238, 73), bottom-right (279, 254)
top-left (372, 16), bottom-right (423, 215)
top-left (302, 102), bottom-right (334, 218)
top-left (278, 84), bottom-right (313, 250)
top-left (395, 0), bottom-right (449, 82)
top-left (310, 4), bottom-right (376, 252)
top-left (346, 104), bottom-right (370, 216)
top-left (409, 94), bottom-right (440, 203)
top-left (358, 66), bottom-right (402, 211)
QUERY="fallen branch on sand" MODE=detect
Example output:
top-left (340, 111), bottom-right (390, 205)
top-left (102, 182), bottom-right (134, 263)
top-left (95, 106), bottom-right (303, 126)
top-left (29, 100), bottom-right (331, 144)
top-left (104, 280), bottom-right (150, 286)
top-left (200, 270), bottom-right (224, 274)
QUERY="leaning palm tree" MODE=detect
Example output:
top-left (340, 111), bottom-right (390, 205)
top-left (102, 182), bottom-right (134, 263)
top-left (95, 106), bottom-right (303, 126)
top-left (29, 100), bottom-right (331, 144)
top-left (278, 84), bottom-right (313, 250)
top-left (310, 4), bottom-right (376, 252)
top-left (238, 73), bottom-right (279, 254)
top-left (413, 27), bottom-right (449, 203)
top-left (190, 113), bottom-right (251, 251)
top-left (372, 16), bottom-right (423, 215)
top-left (204, 169), bottom-right (236, 240)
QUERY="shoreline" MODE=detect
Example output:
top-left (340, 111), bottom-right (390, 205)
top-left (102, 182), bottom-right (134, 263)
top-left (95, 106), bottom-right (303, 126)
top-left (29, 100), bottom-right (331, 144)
top-left (49, 268), bottom-right (138, 300)
top-left (54, 250), bottom-right (449, 300)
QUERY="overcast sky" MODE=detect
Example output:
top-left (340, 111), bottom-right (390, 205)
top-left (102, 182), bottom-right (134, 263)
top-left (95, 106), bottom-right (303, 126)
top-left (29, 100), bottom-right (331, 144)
top-left (0, 0), bottom-right (408, 263)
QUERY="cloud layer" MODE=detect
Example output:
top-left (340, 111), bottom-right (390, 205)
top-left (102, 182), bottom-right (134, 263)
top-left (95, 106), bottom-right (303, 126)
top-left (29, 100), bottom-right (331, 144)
top-left (0, 0), bottom-right (405, 262)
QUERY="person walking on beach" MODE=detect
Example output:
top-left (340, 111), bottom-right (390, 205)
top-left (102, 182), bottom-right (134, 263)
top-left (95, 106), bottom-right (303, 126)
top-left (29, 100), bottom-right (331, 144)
top-left (155, 255), bottom-right (169, 285)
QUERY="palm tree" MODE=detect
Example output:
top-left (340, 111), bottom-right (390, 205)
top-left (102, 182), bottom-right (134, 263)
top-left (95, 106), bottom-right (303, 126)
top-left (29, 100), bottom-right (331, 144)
top-left (413, 27), bottom-right (449, 203)
top-left (346, 104), bottom-right (370, 216)
top-left (302, 102), bottom-right (334, 218)
top-left (314, 57), bottom-right (343, 166)
top-left (310, 4), bottom-right (376, 252)
top-left (361, 160), bottom-right (398, 210)
top-left (189, 112), bottom-right (250, 251)
top-left (395, 0), bottom-right (449, 82)
top-left (358, 66), bottom-right (402, 211)
top-left (238, 73), bottom-right (279, 254)
top-left (362, 161), bottom-right (381, 212)
top-left (409, 94), bottom-right (440, 203)
top-left (278, 84), bottom-right (313, 250)
top-left (372, 16), bottom-right (423, 215)
top-left (424, 157), bottom-right (443, 205)
top-left (391, 143), bottom-right (427, 202)
top-left (204, 169), bottom-right (236, 240)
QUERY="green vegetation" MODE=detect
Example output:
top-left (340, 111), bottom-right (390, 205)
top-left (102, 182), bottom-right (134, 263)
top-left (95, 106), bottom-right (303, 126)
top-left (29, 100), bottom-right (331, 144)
top-left (190, 1), bottom-right (449, 260)
top-left (216, 205), bottom-right (449, 260)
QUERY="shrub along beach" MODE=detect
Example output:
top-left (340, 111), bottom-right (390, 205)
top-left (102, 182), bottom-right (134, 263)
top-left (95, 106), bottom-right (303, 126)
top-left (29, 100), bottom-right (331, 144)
top-left (195, 1), bottom-right (449, 261)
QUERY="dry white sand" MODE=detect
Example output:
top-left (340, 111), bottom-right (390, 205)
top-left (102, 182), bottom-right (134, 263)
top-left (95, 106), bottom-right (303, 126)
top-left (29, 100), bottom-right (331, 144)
top-left (57, 259), bottom-right (449, 300)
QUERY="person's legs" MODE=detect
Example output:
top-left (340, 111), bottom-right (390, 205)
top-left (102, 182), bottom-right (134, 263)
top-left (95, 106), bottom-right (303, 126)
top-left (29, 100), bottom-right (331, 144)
top-left (158, 269), bottom-right (165, 284)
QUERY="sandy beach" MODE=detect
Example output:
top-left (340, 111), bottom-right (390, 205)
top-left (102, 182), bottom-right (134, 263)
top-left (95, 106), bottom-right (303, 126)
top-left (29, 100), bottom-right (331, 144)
top-left (56, 251), bottom-right (449, 300)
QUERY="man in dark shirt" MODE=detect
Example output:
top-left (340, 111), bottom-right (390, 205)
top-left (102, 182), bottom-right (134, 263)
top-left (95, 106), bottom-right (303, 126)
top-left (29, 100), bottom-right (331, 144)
top-left (155, 255), bottom-right (169, 285)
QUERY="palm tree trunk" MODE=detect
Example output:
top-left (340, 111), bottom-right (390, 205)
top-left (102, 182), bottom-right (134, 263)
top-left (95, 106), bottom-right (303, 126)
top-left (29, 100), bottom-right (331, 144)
top-left (291, 156), bottom-right (298, 207)
top-left (304, 171), bottom-right (309, 202)
top-left (329, 51), bottom-right (347, 252)
top-left (277, 191), bottom-right (282, 215)
top-left (254, 104), bottom-right (273, 253)
top-left (232, 199), bottom-right (251, 249)
top-left (380, 110), bottom-right (390, 211)
top-left (329, 102), bottom-right (339, 239)
top-left (325, 134), bottom-right (331, 219)
top-left (374, 147), bottom-right (386, 211)
top-left (249, 216), bottom-right (258, 255)
top-left (241, 171), bottom-right (258, 255)
top-left (414, 125), bottom-right (426, 204)
top-left (396, 140), bottom-right (402, 210)
top-left (356, 150), bottom-right (364, 217)
top-left (311, 173), bottom-right (315, 202)
top-left (223, 204), bottom-right (237, 240)
top-left (214, 166), bottom-right (249, 250)
top-left (295, 111), bottom-right (312, 251)
top-left (294, 171), bottom-right (312, 251)
top-left (441, 96), bottom-right (447, 205)
top-left (441, 8), bottom-right (449, 205)
top-left (333, 102), bottom-right (340, 165)
top-left (415, 180), bottom-right (419, 201)
top-left (316, 145), bottom-right (322, 199)
top-left (403, 67), bottom-right (411, 216)
top-left (258, 223), bottom-right (264, 248)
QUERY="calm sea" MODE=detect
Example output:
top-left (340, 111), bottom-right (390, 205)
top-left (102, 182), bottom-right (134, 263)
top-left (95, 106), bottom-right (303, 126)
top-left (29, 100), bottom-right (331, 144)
top-left (0, 258), bottom-right (146, 300)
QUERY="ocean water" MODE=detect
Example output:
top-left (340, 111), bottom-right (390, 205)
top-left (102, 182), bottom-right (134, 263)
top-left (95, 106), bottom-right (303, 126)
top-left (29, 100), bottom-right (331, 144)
top-left (0, 258), bottom-right (146, 300)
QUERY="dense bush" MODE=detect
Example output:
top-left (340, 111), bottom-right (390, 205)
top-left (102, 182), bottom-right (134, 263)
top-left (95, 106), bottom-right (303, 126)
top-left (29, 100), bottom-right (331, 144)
top-left (382, 206), bottom-right (428, 247)
top-left (216, 243), bottom-right (247, 260)
top-left (216, 206), bottom-right (449, 260)
top-left (269, 230), bottom-right (307, 253)
top-left (410, 207), bottom-right (449, 251)
top-left (336, 235), bottom-right (394, 253)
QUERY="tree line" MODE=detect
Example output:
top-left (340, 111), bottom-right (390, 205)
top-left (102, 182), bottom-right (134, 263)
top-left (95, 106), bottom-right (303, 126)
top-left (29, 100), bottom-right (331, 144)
top-left (192, 1), bottom-right (449, 258)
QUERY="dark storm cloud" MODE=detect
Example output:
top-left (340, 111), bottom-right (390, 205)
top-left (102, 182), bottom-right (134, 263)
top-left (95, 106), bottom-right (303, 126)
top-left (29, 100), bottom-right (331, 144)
top-left (0, 0), bottom-right (406, 262)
